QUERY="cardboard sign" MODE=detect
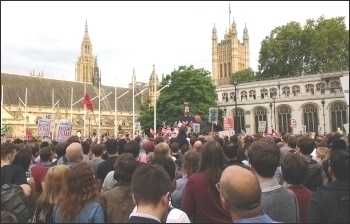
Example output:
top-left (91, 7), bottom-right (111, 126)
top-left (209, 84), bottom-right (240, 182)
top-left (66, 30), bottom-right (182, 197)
top-left (318, 125), bottom-right (324, 133)
top-left (224, 117), bottom-right (233, 130)
top-left (290, 118), bottom-right (297, 128)
top-left (56, 121), bottom-right (73, 142)
top-left (37, 119), bottom-right (51, 137)
top-left (193, 123), bottom-right (200, 134)
top-left (208, 108), bottom-right (218, 124)
top-left (344, 123), bottom-right (349, 134)
top-left (258, 121), bottom-right (266, 133)
top-left (134, 122), bottom-right (141, 130)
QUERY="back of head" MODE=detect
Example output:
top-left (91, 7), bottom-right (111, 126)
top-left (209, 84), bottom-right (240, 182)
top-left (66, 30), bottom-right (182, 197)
top-left (104, 139), bottom-right (118, 155)
top-left (117, 138), bottom-right (127, 154)
top-left (150, 156), bottom-right (176, 181)
top-left (1, 142), bottom-right (16, 160)
top-left (331, 139), bottom-right (347, 151)
top-left (223, 143), bottom-right (239, 159)
top-left (40, 141), bottom-right (49, 149)
top-left (140, 139), bottom-right (149, 150)
top-left (27, 142), bottom-right (40, 158)
top-left (131, 163), bottom-right (171, 206)
top-left (13, 149), bottom-right (32, 170)
top-left (297, 136), bottom-right (316, 155)
top-left (190, 136), bottom-right (198, 146)
top-left (230, 135), bottom-right (238, 144)
top-left (287, 136), bottom-right (298, 149)
top-left (170, 142), bottom-right (179, 153)
top-left (155, 136), bottom-right (165, 145)
top-left (329, 150), bottom-right (349, 181)
top-left (182, 150), bottom-right (200, 177)
top-left (39, 146), bottom-right (52, 162)
top-left (55, 142), bottom-right (67, 158)
top-left (66, 135), bottom-right (81, 146)
top-left (244, 135), bottom-right (254, 144)
top-left (134, 136), bottom-right (141, 144)
top-left (124, 140), bottom-right (140, 158)
top-left (220, 165), bottom-right (261, 212)
top-left (281, 153), bottom-right (308, 185)
top-left (282, 134), bottom-right (290, 143)
top-left (248, 139), bottom-right (280, 178)
top-left (193, 140), bottom-right (202, 151)
top-left (180, 144), bottom-right (189, 155)
top-left (66, 142), bottom-right (83, 161)
top-left (169, 137), bottom-right (178, 145)
top-left (145, 141), bottom-right (155, 154)
top-left (90, 144), bottom-right (103, 157)
top-left (114, 153), bottom-right (139, 183)
top-left (154, 142), bottom-right (170, 158)
top-left (81, 141), bottom-right (90, 155)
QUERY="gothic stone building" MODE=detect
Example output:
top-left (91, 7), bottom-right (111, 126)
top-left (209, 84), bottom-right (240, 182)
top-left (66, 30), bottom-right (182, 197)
top-left (216, 71), bottom-right (349, 135)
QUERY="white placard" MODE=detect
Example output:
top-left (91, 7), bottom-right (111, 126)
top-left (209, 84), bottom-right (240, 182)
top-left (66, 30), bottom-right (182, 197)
top-left (135, 122), bottom-right (141, 130)
top-left (302, 125), bottom-right (307, 134)
top-left (344, 123), bottom-right (349, 134)
top-left (340, 76), bottom-right (349, 105)
top-left (258, 121), bottom-right (266, 132)
top-left (37, 119), bottom-right (51, 137)
top-left (208, 108), bottom-right (218, 124)
top-left (193, 123), bottom-right (200, 133)
top-left (56, 121), bottom-right (73, 142)
top-left (318, 125), bottom-right (324, 133)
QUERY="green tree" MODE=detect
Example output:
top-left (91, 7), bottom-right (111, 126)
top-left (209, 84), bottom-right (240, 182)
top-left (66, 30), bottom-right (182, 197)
top-left (230, 68), bottom-right (255, 84)
top-left (258, 16), bottom-right (349, 78)
top-left (137, 65), bottom-right (223, 133)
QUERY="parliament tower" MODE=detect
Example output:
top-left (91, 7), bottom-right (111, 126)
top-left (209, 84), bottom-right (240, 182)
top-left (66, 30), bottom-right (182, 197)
top-left (212, 18), bottom-right (250, 86)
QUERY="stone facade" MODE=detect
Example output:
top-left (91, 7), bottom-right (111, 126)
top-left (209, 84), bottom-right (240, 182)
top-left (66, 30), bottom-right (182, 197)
top-left (216, 71), bottom-right (349, 135)
top-left (212, 18), bottom-right (250, 86)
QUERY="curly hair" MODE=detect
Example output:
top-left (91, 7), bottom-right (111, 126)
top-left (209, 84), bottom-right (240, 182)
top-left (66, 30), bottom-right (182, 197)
top-left (58, 162), bottom-right (99, 222)
top-left (182, 150), bottom-right (200, 177)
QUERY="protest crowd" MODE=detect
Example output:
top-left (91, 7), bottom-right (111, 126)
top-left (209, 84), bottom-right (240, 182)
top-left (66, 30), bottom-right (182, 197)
top-left (1, 125), bottom-right (349, 223)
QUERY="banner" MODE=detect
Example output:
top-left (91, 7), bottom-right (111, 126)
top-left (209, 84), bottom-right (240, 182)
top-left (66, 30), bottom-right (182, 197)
top-left (56, 121), bottom-right (73, 142)
top-left (193, 123), bottom-right (200, 134)
top-left (258, 121), bottom-right (266, 132)
top-left (318, 125), bottom-right (324, 133)
top-left (208, 108), bottom-right (218, 124)
top-left (37, 119), bottom-right (51, 137)
top-left (340, 76), bottom-right (349, 105)
top-left (224, 117), bottom-right (233, 130)
top-left (290, 118), bottom-right (297, 128)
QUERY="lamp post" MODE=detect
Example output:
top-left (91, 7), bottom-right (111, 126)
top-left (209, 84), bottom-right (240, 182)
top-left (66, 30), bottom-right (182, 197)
top-left (233, 79), bottom-right (238, 134)
top-left (321, 99), bottom-right (325, 133)
top-left (272, 93), bottom-right (276, 130)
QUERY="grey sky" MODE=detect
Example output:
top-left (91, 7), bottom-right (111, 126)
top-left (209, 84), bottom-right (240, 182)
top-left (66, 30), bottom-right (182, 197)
top-left (1, 1), bottom-right (349, 88)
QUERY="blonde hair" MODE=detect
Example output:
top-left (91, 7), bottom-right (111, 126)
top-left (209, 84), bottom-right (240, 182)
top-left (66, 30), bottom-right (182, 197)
top-left (154, 142), bottom-right (171, 158)
top-left (316, 147), bottom-right (330, 162)
top-left (38, 165), bottom-right (70, 221)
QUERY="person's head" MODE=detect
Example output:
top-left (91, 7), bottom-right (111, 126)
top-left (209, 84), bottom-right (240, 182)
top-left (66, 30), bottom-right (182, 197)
top-left (124, 140), bottom-right (141, 159)
top-left (287, 136), bottom-right (298, 149)
top-left (218, 165), bottom-right (262, 221)
top-left (282, 134), bottom-right (290, 143)
top-left (193, 141), bottom-right (202, 152)
top-left (65, 142), bottom-right (83, 162)
top-left (81, 141), bottom-right (90, 155)
top-left (134, 136), bottom-right (141, 144)
top-left (1, 142), bottom-right (17, 164)
top-left (170, 142), bottom-right (179, 154)
top-left (27, 142), bottom-right (40, 159)
top-left (38, 165), bottom-right (70, 221)
top-left (281, 153), bottom-right (308, 185)
top-left (154, 142), bottom-right (171, 158)
top-left (140, 138), bottom-right (149, 150)
top-left (223, 143), bottom-right (239, 160)
top-left (66, 135), bottom-right (81, 146)
top-left (145, 141), bottom-right (155, 154)
top-left (90, 143), bottom-right (103, 159)
top-left (317, 140), bottom-right (328, 148)
top-left (328, 150), bottom-right (349, 181)
top-left (131, 164), bottom-right (172, 218)
top-left (199, 141), bottom-right (226, 190)
top-left (181, 150), bottom-right (200, 177)
top-left (190, 136), bottom-right (198, 147)
top-left (244, 135), bottom-right (254, 144)
top-left (54, 142), bottom-right (67, 158)
top-left (223, 135), bottom-right (229, 143)
top-left (117, 138), bottom-right (127, 155)
top-left (40, 141), bottom-right (49, 149)
top-left (248, 139), bottom-right (280, 178)
top-left (150, 156), bottom-right (176, 183)
top-left (180, 144), bottom-right (189, 155)
top-left (331, 139), bottom-right (347, 151)
top-left (39, 146), bottom-right (53, 162)
top-left (1, 211), bottom-right (17, 223)
top-left (229, 135), bottom-right (238, 144)
top-left (114, 153), bottom-right (139, 183)
top-left (155, 136), bottom-right (165, 145)
top-left (316, 147), bottom-right (330, 162)
top-left (104, 139), bottom-right (119, 155)
top-left (169, 137), bottom-right (178, 145)
top-left (13, 149), bottom-right (32, 170)
top-left (59, 162), bottom-right (99, 222)
top-left (297, 136), bottom-right (316, 155)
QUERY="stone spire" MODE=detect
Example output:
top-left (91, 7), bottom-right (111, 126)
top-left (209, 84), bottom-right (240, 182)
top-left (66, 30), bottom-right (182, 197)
top-left (84, 19), bottom-right (89, 39)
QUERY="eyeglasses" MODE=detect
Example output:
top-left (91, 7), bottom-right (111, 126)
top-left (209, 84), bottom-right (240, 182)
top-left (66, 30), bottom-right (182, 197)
top-left (215, 183), bottom-right (221, 192)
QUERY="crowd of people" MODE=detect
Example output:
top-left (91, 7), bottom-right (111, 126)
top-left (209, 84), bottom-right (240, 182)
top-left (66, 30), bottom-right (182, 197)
top-left (1, 125), bottom-right (349, 223)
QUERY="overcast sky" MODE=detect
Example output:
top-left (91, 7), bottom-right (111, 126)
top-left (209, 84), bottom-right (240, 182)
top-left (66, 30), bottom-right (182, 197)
top-left (1, 1), bottom-right (349, 88)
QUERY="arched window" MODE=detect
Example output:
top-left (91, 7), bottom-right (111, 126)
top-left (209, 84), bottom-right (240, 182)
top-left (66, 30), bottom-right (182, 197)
top-left (229, 92), bottom-right (235, 99)
top-left (232, 108), bottom-right (245, 133)
top-left (330, 102), bottom-right (348, 132)
top-left (220, 64), bottom-right (223, 78)
top-left (260, 89), bottom-right (268, 99)
top-left (316, 83), bottom-right (325, 94)
top-left (277, 105), bottom-right (292, 133)
top-left (282, 86), bottom-right (290, 97)
top-left (249, 90), bottom-right (256, 99)
top-left (269, 88), bottom-right (278, 98)
top-left (305, 84), bottom-right (315, 94)
top-left (302, 104), bottom-right (319, 133)
top-left (241, 91), bottom-right (247, 100)
top-left (330, 81), bottom-right (342, 92)
top-left (222, 93), bottom-right (228, 101)
top-left (292, 85), bottom-right (300, 96)
top-left (254, 107), bottom-right (268, 133)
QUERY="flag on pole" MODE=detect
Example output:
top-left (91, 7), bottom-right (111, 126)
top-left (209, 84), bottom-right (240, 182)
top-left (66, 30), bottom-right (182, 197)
top-left (83, 93), bottom-right (94, 112)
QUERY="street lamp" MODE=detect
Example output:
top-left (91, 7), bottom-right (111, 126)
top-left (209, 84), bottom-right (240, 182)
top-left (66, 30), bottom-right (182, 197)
top-left (272, 93), bottom-right (276, 130)
top-left (233, 79), bottom-right (238, 134)
top-left (154, 84), bottom-right (169, 135)
top-left (321, 99), bottom-right (325, 133)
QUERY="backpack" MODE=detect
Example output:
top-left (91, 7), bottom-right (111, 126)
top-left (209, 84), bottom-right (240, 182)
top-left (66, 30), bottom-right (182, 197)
top-left (303, 159), bottom-right (324, 192)
top-left (1, 166), bottom-right (32, 223)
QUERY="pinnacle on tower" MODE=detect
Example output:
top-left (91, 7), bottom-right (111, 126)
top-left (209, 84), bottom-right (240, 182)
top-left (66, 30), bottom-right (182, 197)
top-left (133, 67), bottom-right (135, 75)
top-left (243, 23), bottom-right (248, 34)
top-left (84, 19), bottom-right (89, 38)
top-left (212, 23), bottom-right (217, 33)
top-left (231, 17), bottom-right (236, 28)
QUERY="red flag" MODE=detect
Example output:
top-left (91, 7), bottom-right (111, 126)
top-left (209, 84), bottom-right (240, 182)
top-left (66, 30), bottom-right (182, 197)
top-left (83, 93), bottom-right (93, 112)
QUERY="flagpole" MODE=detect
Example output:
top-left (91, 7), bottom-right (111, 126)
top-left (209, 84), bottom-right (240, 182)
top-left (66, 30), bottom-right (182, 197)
top-left (70, 87), bottom-right (73, 122)
top-left (24, 88), bottom-right (27, 140)
top-left (83, 84), bottom-right (86, 137)
top-left (114, 78), bottom-right (117, 138)
top-left (98, 71), bottom-right (101, 144)
top-left (1, 85), bottom-right (3, 130)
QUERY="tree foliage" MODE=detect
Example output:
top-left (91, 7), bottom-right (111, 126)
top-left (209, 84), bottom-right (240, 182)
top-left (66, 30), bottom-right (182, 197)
top-left (230, 68), bottom-right (255, 84)
top-left (137, 65), bottom-right (223, 133)
top-left (258, 16), bottom-right (349, 78)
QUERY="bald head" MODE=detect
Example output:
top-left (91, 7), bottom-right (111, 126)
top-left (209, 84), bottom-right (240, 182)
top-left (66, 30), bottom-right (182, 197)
top-left (220, 165), bottom-right (261, 212)
top-left (66, 142), bottom-right (83, 162)
top-left (193, 141), bottom-right (202, 151)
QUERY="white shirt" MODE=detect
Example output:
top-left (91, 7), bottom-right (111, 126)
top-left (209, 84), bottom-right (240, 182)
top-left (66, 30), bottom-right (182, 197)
top-left (132, 206), bottom-right (190, 223)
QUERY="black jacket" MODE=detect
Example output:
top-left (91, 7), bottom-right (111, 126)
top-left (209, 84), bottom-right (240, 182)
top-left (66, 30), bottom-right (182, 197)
top-left (307, 179), bottom-right (349, 223)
